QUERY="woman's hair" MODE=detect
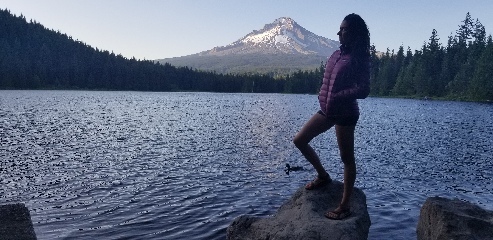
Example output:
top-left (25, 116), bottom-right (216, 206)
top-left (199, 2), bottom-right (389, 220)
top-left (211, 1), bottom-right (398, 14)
top-left (341, 13), bottom-right (370, 82)
top-left (343, 13), bottom-right (370, 57)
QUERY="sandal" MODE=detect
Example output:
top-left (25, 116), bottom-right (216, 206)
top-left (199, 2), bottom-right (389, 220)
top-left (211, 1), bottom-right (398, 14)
top-left (325, 208), bottom-right (351, 220)
top-left (305, 174), bottom-right (331, 190)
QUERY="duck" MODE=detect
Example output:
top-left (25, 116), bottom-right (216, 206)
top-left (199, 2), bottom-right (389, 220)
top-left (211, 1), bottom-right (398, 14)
top-left (285, 163), bottom-right (303, 175)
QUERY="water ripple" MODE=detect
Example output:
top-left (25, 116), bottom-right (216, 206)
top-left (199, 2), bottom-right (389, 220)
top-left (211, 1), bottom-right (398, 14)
top-left (1, 91), bottom-right (492, 240)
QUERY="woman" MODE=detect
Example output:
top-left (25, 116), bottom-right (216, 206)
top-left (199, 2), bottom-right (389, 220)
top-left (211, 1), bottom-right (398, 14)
top-left (293, 13), bottom-right (370, 220)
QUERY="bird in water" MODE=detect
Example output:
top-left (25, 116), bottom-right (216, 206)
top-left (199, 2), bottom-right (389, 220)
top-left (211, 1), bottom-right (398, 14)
top-left (285, 163), bottom-right (303, 175)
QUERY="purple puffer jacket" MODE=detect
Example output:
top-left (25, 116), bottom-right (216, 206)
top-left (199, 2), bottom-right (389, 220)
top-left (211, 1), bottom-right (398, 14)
top-left (318, 48), bottom-right (370, 117)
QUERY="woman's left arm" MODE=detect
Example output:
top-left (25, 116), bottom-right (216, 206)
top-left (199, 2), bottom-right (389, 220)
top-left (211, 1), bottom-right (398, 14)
top-left (332, 61), bottom-right (370, 100)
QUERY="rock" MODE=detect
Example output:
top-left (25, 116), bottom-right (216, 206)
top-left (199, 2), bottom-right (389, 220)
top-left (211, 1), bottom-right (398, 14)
top-left (417, 196), bottom-right (493, 240)
top-left (0, 203), bottom-right (37, 240)
top-left (227, 180), bottom-right (371, 240)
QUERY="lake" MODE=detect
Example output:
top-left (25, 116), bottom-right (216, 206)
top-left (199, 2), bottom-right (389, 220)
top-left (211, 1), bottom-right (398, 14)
top-left (1, 90), bottom-right (492, 239)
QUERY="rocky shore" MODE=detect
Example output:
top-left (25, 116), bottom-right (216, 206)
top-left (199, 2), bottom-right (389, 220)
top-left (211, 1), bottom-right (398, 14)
top-left (227, 180), bottom-right (371, 240)
top-left (227, 184), bottom-right (493, 240)
top-left (0, 203), bottom-right (37, 240)
top-left (417, 196), bottom-right (493, 240)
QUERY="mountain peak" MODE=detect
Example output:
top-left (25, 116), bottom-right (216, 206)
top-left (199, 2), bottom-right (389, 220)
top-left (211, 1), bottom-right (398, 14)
top-left (201, 17), bottom-right (339, 57)
top-left (273, 17), bottom-right (295, 27)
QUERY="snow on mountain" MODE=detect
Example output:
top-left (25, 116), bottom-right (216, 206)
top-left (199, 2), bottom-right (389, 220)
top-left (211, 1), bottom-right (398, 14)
top-left (157, 17), bottom-right (341, 75)
top-left (198, 17), bottom-right (339, 57)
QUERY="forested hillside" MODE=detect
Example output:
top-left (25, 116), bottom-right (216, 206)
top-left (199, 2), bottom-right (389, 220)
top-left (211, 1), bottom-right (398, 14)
top-left (371, 13), bottom-right (493, 101)
top-left (0, 8), bottom-right (312, 93)
top-left (1, 9), bottom-right (492, 101)
top-left (159, 53), bottom-right (327, 76)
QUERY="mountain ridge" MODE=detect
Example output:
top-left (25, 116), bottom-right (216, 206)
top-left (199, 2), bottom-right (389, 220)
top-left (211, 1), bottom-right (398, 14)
top-left (200, 17), bottom-right (339, 56)
top-left (158, 17), bottom-right (340, 75)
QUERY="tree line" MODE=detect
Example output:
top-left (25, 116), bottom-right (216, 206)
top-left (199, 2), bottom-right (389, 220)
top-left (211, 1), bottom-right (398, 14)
top-left (1, 9), bottom-right (491, 101)
top-left (158, 53), bottom-right (327, 76)
top-left (371, 12), bottom-right (493, 101)
top-left (0, 8), bottom-right (324, 94)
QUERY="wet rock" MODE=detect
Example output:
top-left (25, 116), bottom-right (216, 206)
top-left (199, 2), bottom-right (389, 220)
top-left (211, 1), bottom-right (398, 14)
top-left (417, 196), bottom-right (493, 240)
top-left (227, 180), bottom-right (370, 240)
top-left (0, 203), bottom-right (37, 240)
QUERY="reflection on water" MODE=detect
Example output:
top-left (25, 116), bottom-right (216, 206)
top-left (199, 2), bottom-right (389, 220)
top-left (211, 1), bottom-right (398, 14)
top-left (1, 91), bottom-right (492, 239)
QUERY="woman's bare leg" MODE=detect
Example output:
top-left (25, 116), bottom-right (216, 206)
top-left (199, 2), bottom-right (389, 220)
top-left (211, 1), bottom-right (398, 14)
top-left (293, 113), bottom-right (334, 178)
top-left (330, 124), bottom-right (356, 214)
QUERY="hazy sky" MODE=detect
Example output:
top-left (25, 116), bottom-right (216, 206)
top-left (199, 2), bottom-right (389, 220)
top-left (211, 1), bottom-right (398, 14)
top-left (1, 0), bottom-right (492, 60)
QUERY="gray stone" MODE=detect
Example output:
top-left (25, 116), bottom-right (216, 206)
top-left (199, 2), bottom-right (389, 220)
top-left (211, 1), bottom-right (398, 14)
top-left (417, 196), bottom-right (493, 240)
top-left (0, 203), bottom-right (37, 240)
top-left (227, 180), bottom-right (371, 240)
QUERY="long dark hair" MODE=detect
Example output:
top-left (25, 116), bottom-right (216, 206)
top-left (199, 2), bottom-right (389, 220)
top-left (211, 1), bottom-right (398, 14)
top-left (342, 13), bottom-right (370, 81)
top-left (343, 13), bottom-right (370, 57)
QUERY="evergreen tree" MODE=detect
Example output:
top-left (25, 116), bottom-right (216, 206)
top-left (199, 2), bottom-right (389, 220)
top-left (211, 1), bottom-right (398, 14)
top-left (423, 29), bottom-right (444, 96)
top-left (392, 47), bottom-right (414, 96)
top-left (439, 34), bottom-right (456, 96)
top-left (469, 35), bottom-right (493, 101)
top-left (369, 44), bottom-right (380, 95)
top-left (472, 19), bottom-right (487, 48)
top-left (374, 48), bottom-right (394, 95)
top-left (456, 12), bottom-right (475, 47)
top-left (412, 47), bottom-right (430, 96)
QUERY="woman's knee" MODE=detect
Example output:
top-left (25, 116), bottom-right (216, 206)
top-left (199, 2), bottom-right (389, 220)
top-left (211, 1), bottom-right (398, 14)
top-left (294, 113), bottom-right (331, 148)
top-left (292, 134), bottom-right (306, 148)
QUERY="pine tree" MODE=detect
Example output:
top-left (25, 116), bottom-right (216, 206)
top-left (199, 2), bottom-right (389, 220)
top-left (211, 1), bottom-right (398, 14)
top-left (439, 35), bottom-right (456, 96)
top-left (412, 46), bottom-right (429, 97)
top-left (369, 44), bottom-right (380, 95)
top-left (424, 29), bottom-right (444, 96)
top-left (392, 47), bottom-right (414, 96)
top-left (456, 12), bottom-right (475, 47)
top-left (374, 48), bottom-right (395, 95)
top-left (446, 13), bottom-right (479, 97)
top-left (469, 35), bottom-right (493, 101)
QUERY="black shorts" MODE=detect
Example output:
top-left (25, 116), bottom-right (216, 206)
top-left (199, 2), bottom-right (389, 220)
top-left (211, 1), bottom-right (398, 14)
top-left (317, 110), bottom-right (359, 126)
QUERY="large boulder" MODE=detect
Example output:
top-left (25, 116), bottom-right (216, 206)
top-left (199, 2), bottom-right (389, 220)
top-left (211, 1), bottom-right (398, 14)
top-left (227, 180), bottom-right (371, 240)
top-left (0, 203), bottom-right (37, 240)
top-left (417, 196), bottom-right (493, 240)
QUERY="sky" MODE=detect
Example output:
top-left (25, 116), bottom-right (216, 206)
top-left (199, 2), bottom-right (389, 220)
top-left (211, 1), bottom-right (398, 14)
top-left (1, 0), bottom-right (493, 60)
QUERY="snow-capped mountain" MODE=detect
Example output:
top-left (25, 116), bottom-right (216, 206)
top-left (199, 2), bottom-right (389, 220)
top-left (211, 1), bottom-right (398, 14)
top-left (199, 17), bottom-right (339, 56)
top-left (158, 17), bottom-right (340, 74)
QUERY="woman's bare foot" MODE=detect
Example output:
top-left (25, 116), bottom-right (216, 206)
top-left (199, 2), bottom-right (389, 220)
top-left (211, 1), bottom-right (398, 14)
top-left (325, 205), bottom-right (351, 220)
top-left (305, 173), bottom-right (331, 190)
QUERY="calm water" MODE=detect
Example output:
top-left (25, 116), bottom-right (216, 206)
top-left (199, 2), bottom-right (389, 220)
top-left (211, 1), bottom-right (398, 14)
top-left (1, 90), bottom-right (492, 240)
